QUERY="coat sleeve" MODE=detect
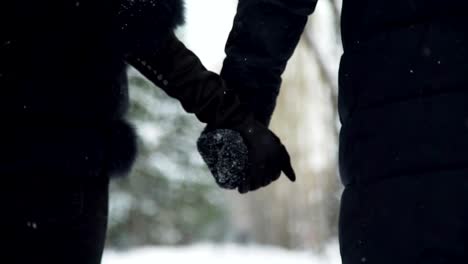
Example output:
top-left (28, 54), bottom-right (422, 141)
top-left (126, 33), bottom-right (253, 129)
top-left (221, 0), bottom-right (318, 126)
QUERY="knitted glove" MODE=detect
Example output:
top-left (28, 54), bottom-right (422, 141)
top-left (127, 33), bottom-right (295, 193)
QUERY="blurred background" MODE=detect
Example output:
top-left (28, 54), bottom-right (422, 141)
top-left (104, 0), bottom-right (343, 262)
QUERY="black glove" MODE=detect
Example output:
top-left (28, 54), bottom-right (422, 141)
top-left (126, 33), bottom-right (295, 193)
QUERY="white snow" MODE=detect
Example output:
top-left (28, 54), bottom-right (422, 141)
top-left (103, 243), bottom-right (342, 264)
top-left (178, 0), bottom-right (238, 72)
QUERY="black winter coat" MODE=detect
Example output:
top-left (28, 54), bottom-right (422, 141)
top-left (222, 0), bottom-right (468, 186)
top-left (0, 0), bottom-right (184, 177)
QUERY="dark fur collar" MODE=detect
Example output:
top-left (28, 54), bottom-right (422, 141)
top-left (161, 0), bottom-right (186, 28)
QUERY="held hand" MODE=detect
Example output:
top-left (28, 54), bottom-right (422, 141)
top-left (235, 117), bottom-right (296, 193)
top-left (126, 32), bottom-right (295, 193)
top-left (198, 116), bottom-right (296, 194)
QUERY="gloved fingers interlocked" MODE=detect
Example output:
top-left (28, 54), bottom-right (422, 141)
top-left (198, 118), bottom-right (296, 194)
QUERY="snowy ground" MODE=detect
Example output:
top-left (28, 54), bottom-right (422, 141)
top-left (103, 243), bottom-right (341, 264)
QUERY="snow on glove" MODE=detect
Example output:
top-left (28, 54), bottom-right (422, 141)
top-left (198, 116), bottom-right (295, 194)
top-left (197, 129), bottom-right (248, 190)
top-left (126, 33), bottom-right (295, 193)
